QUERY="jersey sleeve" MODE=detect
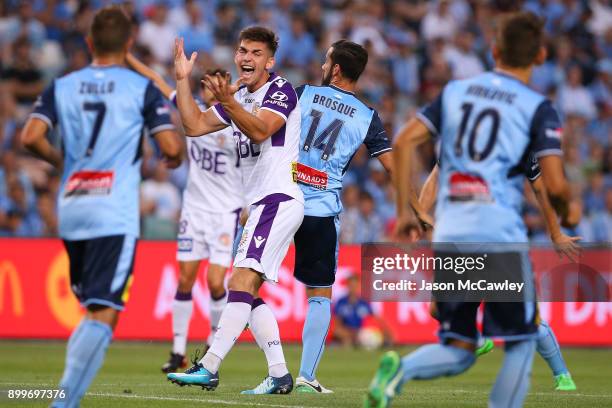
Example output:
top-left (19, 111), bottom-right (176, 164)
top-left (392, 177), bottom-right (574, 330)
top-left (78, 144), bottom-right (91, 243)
top-left (143, 81), bottom-right (175, 135)
top-left (295, 84), bottom-right (306, 99)
top-left (525, 153), bottom-right (541, 181)
top-left (364, 110), bottom-right (392, 157)
top-left (416, 91), bottom-right (443, 138)
top-left (30, 81), bottom-right (57, 129)
top-left (529, 100), bottom-right (563, 158)
top-left (260, 77), bottom-right (298, 121)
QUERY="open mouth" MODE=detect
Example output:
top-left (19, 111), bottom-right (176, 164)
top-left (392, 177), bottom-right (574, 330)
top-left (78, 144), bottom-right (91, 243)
top-left (241, 65), bottom-right (255, 78)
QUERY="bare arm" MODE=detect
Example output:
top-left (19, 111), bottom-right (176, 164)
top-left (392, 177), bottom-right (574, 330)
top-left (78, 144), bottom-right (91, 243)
top-left (20, 117), bottom-right (63, 170)
top-left (174, 38), bottom-right (227, 136)
top-left (153, 129), bottom-right (183, 169)
top-left (530, 176), bottom-right (581, 260)
top-left (126, 52), bottom-right (174, 99)
top-left (393, 118), bottom-right (434, 235)
top-left (537, 155), bottom-right (573, 226)
top-left (204, 73), bottom-right (286, 143)
top-left (419, 164), bottom-right (439, 214)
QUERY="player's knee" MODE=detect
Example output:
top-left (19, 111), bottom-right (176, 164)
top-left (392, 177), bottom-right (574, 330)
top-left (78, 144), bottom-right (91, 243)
top-left (86, 305), bottom-right (119, 330)
top-left (177, 274), bottom-right (197, 292)
top-left (228, 268), bottom-right (260, 295)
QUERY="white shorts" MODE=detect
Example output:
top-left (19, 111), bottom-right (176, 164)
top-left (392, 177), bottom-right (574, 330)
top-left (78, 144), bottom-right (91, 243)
top-left (176, 205), bottom-right (242, 266)
top-left (234, 194), bottom-right (304, 282)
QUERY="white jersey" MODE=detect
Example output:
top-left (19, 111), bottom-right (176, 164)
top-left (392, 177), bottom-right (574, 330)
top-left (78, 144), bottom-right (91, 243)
top-left (183, 129), bottom-right (243, 212)
top-left (170, 90), bottom-right (244, 213)
top-left (212, 72), bottom-right (303, 206)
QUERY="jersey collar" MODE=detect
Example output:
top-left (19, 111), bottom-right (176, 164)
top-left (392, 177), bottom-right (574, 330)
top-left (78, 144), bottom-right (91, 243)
top-left (330, 84), bottom-right (354, 95)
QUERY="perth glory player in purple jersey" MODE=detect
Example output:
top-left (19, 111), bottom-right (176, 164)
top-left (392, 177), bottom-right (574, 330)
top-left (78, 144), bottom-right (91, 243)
top-left (167, 27), bottom-right (303, 395)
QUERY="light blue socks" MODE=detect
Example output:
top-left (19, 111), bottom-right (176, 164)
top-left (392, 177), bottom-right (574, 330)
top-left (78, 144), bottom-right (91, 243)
top-left (536, 320), bottom-right (568, 376)
top-left (489, 340), bottom-right (536, 408)
top-left (52, 319), bottom-right (113, 408)
top-left (298, 296), bottom-right (331, 381)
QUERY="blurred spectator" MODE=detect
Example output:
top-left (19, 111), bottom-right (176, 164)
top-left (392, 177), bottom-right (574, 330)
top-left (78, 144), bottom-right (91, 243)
top-left (0, 0), bottom-right (607, 243)
top-left (355, 191), bottom-right (383, 243)
top-left (333, 274), bottom-right (392, 347)
top-left (339, 184), bottom-right (360, 244)
top-left (141, 161), bottom-right (181, 221)
top-left (591, 188), bottom-right (612, 242)
top-left (0, 1), bottom-right (46, 49)
top-left (421, 0), bottom-right (459, 42)
top-left (1, 36), bottom-right (44, 109)
top-left (138, 2), bottom-right (176, 64)
top-left (443, 29), bottom-right (485, 80)
top-left (0, 176), bottom-right (42, 236)
top-left (276, 12), bottom-right (317, 69)
top-left (178, 0), bottom-right (214, 56)
top-left (557, 64), bottom-right (598, 120)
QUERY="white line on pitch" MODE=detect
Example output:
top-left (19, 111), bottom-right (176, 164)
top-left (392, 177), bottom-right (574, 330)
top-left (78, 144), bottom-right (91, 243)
top-left (88, 392), bottom-right (327, 408)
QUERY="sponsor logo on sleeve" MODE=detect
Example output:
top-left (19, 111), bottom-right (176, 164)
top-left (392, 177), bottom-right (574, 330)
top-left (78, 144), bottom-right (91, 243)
top-left (545, 128), bottom-right (563, 140)
top-left (270, 91), bottom-right (288, 101)
top-left (274, 78), bottom-right (287, 87)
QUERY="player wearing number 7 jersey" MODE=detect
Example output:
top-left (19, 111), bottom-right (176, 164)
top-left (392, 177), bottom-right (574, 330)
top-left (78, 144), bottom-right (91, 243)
top-left (21, 7), bottom-right (182, 407)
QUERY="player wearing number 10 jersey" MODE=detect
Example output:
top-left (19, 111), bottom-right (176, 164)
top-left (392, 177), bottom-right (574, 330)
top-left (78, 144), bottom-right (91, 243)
top-left (367, 12), bottom-right (575, 408)
top-left (21, 7), bottom-right (182, 407)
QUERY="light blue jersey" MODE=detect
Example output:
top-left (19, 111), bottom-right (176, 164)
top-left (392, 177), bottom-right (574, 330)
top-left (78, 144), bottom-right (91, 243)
top-left (295, 84), bottom-right (391, 216)
top-left (31, 65), bottom-right (174, 240)
top-left (419, 71), bottom-right (563, 243)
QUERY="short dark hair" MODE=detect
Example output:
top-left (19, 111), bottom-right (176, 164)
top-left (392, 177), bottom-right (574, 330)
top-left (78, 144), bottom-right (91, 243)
top-left (330, 40), bottom-right (368, 82)
top-left (90, 6), bottom-right (132, 54)
top-left (496, 11), bottom-right (544, 68)
top-left (238, 26), bottom-right (279, 55)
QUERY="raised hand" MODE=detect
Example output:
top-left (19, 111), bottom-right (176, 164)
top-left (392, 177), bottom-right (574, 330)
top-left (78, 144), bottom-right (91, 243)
top-left (202, 72), bottom-right (243, 105)
top-left (174, 38), bottom-right (197, 81)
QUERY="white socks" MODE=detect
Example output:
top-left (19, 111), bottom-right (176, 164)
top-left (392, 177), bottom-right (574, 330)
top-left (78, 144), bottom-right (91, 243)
top-left (172, 292), bottom-right (193, 355)
top-left (249, 298), bottom-right (289, 377)
top-left (201, 291), bottom-right (254, 373)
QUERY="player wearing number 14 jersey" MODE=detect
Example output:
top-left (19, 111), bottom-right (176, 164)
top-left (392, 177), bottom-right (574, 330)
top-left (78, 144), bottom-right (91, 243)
top-left (291, 40), bottom-right (394, 393)
top-left (21, 7), bottom-right (182, 407)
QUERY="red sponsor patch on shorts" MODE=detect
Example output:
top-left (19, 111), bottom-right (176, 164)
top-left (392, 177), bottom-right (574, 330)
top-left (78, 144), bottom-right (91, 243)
top-left (292, 162), bottom-right (328, 190)
top-left (64, 170), bottom-right (114, 197)
top-left (449, 172), bottom-right (492, 202)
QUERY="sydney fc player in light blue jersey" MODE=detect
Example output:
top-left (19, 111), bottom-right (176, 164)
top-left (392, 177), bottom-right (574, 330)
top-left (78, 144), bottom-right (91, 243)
top-left (22, 7), bottom-right (181, 407)
top-left (291, 40), bottom-right (430, 393)
top-left (366, 12), bottom-right (577, 408)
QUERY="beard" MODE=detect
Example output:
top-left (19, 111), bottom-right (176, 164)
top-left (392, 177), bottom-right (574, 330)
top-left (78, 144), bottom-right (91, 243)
top-left (321, 69), bottom-right (332, 86)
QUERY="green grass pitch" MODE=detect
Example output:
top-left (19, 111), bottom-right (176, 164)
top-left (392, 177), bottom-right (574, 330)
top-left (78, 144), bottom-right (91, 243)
top-left (1, 341), bottom-right (611, 407)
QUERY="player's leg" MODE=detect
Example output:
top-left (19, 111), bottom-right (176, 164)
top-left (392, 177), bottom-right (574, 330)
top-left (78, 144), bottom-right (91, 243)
top-left (162, 260), bottom-right (200, 373)
top-left (536, 319), bottom-right (576, 390)
top-left (293, 215), bottom-right (338, 393)
top-left (365, 301), bottom-right (478, 408)
top-left (53, 235), bottom-right (136, 408)
top-left (164, 208), bottom-right (209, 372)
top-left (167, 266), bottom-right (262, 389)
top-left (239, 197), bottom-right (304, 394)
top-left (204, 209), bottom-right (240, 347)
top-left (489, 339), bottom-right (536, 408)
top-left (206, 263), bottom-right (228, 346)
top-left (169, 196), bottom-right (302, 394)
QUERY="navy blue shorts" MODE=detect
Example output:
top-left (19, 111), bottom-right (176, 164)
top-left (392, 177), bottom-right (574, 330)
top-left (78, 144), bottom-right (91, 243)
top-left (63, 235), bottom-right (137, 310)
top-left (434, 251), bottom-right (538, 343)
top-left (294, 215), bottom-right (339, 287)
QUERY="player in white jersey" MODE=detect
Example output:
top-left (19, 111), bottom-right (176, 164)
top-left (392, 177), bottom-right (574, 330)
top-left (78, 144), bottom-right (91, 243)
top-left (167, 27), bottom-right (303, 395)
top-left (126, 55), bottom-right (244, 373)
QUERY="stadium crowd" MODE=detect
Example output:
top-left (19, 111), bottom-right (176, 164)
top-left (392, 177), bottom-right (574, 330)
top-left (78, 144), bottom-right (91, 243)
top-left (0, 0), bottom-right (610, 242)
